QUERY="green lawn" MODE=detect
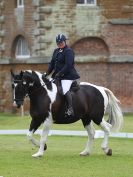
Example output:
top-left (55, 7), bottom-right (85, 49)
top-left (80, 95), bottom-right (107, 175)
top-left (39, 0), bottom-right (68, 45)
top-left (0, 113), bottom-right (133, 177)
top-left (0, 113), bottom-right (133, 132)
top-left (0, 135), bottom-right (133, 177)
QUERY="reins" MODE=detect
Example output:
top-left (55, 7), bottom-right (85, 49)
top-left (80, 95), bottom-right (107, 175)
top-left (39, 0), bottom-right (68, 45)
top-left (25, 78), bottom-right (55, 98)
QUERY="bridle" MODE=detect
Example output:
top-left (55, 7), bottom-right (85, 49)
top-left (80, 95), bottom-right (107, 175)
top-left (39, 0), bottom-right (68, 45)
top-left (12, 79), bottom-right (26, 102)
top-left (25, 78), bottom-right (55, 97)
top-left (13, 78), bottom-right (55, 102)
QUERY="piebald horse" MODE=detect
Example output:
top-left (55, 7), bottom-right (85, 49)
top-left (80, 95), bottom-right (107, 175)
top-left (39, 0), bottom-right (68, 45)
top-left (11, 70), bottom-right (123, 158)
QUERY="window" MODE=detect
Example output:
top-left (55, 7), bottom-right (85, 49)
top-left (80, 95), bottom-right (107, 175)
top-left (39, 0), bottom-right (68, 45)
top-left (17, 0), bottom-right (24, 8)
top-left (77, 0), bottom-right (97, 6)
top-left (15, 36), bottom-right (30, 59)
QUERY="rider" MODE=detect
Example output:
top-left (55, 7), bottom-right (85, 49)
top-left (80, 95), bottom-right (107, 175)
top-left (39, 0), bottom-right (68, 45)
top-left (45, 34), bottom-right (80, 116)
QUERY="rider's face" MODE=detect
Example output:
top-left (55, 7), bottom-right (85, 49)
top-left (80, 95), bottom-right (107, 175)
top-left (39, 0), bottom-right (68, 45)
top-left (57, 41), bottom-right (66, 49)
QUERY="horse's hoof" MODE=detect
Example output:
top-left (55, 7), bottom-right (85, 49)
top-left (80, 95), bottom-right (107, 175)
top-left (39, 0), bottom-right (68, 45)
top-left (80, 151), bottom-right (90, 156)
top-left (32, 152), bottom-right (43, 158)
top-left (44, 144), bottom-right (47, 151)
top-left (106, 149), bottom-right (112, 156)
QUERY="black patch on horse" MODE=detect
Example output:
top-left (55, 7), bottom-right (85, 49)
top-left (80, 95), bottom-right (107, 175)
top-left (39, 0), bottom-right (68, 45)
top-left (42, 74), bottom-right (52, 91)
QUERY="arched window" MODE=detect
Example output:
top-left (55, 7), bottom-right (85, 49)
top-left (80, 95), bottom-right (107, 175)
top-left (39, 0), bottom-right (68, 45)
top-left (72, 37), bottom-right (109, 62)
top-left (15, 36), bottom-right (30, 59)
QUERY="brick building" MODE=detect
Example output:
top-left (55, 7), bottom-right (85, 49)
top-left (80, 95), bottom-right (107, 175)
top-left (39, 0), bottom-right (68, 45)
top-left (0, 0), bottom-right (133, 113)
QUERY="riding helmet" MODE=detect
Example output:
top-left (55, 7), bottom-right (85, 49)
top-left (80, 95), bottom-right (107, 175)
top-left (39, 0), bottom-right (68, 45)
top-left (56, 34), bottom-right (67, 44)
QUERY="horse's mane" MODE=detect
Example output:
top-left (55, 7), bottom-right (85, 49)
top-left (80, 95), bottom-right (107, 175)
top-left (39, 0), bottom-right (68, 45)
top-left (23, 70), bottom-right (52, 91)
top-left (42, 74), bottom-right (52, 91)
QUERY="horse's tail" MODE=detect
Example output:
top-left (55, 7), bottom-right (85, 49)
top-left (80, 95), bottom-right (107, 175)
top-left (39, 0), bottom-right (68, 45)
top-left (104, 88), bottom-right (124, 132)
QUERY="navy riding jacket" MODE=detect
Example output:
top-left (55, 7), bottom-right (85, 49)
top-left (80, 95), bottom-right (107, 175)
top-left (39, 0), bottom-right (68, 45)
top-left (47, 45), bottom-right (80, 80)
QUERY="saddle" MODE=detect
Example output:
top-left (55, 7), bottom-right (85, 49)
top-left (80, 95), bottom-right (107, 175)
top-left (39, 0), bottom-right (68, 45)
top-left (70, 81), bottom-right (80, 92)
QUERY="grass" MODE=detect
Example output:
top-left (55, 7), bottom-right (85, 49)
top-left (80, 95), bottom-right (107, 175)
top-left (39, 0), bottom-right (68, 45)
top-left (0, 113), bottom-right (133, 132)
top-left (0, 113), bottom-right (133, 177)
top-left (0, 135), bottom-right (133, 177)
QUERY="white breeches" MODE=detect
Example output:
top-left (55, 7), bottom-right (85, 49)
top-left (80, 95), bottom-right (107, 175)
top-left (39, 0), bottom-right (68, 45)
top-left (61, 80), bottom-right (73, 95)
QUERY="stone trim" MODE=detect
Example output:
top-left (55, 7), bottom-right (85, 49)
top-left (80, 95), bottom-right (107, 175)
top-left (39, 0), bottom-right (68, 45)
top-left (0, 57), bottom-right (50, 64)
top-left (109, 55), bottom-right (133, 62)
top-left (0, 1), bottom-right (4, 9)
top-left (37, 6), bottom-right (52, 14)
top-left (0, 0), bottom-right (5, 59)
top-left (109, 19), bottom-right (133, 25)
top-left (32, 0), bottom-right (52, 57)
top-left (75, 55), bottom-right (108, 62)
top-left (1, 55), bottom-right (133, 64)
top-left (122, 5), bottom-right (133, 13)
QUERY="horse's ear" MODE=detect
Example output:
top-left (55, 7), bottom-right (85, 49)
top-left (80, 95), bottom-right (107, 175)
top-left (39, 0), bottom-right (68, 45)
top-left (23, 71), bottom-right (33, 82)
top-left (10, 69), bottom-right (15, 78)
top-left (20, 71), bottom-right (24, 78)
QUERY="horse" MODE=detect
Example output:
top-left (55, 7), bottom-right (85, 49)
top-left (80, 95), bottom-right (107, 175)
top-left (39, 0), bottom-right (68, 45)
top-left (11, 70), bottom-right (123, 158)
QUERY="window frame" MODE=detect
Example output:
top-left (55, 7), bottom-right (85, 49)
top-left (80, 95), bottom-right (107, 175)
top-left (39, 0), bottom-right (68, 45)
top-left (17, 0), bottom-right (24, 8)
top-left (15, 36), bottom-right (30, 59)
top-left (76, 0), bottom-right (97, 6)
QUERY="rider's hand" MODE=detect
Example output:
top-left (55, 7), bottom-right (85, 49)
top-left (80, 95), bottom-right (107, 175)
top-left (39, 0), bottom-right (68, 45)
top-left (55, 73), bottom-right (61, 79)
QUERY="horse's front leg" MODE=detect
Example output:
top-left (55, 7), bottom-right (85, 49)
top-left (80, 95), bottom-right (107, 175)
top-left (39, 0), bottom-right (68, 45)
top-left (27, 119), bottom-right (41, 147)
top-left (32, 116), bottom-right (53, 158)
top-left (27, 130), bottom-right (40, 147)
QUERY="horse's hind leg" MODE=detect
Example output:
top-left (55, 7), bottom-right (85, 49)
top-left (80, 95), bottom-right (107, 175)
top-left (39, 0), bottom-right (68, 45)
top-left (80, 122), bottom-right (95, 156)
top-left (100, 119), bottom-right (112, 156)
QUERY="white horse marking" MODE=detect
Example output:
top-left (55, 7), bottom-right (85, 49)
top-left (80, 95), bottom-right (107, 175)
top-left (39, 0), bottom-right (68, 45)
top-left (32, 116), bottom-right (53, 157)
top-left (80, 122), bottom-right (95, 156)
top-left (35, 71), bottom-right (57, 104)
top-left (25, 70), bottom-right (32, 73)
top-left (27, 130), bottom-right (40, 147)
top-left (47, 83), bottom-right (57, 103)
top-left (13, 83), bottom-right (18, 105)
top-left (100, 119), bottom-right (111, 154)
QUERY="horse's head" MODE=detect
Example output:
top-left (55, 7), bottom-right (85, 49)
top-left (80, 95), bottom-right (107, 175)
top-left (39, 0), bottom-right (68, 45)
top-left (11, 70), bottom-right (53, 108)
top-left (11, 70), bottom-right (36, 108)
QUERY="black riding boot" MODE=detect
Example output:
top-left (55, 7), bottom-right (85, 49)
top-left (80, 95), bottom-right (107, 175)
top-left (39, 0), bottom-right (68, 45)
top-left (65, 91), bottom-right (74, 116)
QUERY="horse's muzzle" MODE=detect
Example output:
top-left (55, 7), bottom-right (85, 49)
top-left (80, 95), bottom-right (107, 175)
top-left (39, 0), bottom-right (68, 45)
top-left (13, 100), bottom-right (23, 108)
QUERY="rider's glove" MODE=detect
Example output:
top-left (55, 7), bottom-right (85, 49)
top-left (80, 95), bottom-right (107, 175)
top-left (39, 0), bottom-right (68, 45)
top-left (54, 73), bottom-right (61, 79)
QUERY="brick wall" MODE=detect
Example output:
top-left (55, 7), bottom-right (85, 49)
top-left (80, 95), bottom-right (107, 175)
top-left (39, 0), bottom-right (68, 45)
top-left (77, 63), bottom-right (133, 112)
top-left (0, 0), bottom-right (133, 113)
top-left (3, 0), bottom-right (35, 58)
top-left (1, 0), bottom-right (133, 60)
top-left (0, 63), bottom-right (133, 113)
top-left (103, 25), bottom-right (133, 57)
top-left (100, 0), bottom-right (132, 19)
